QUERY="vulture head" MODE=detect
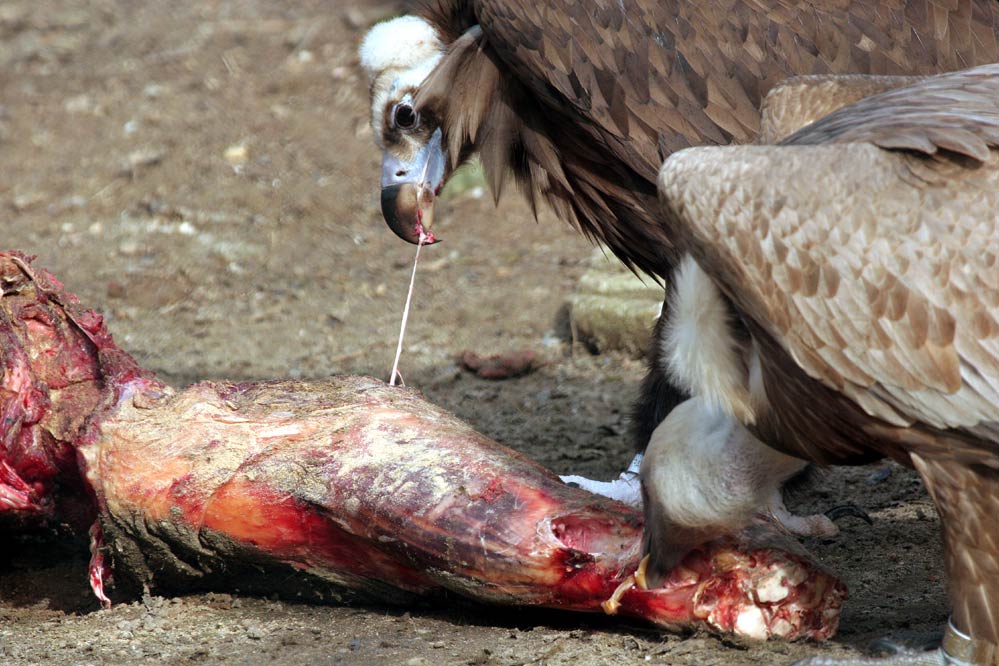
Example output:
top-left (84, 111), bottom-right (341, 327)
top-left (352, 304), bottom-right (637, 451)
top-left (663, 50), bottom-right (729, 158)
top-left (360, 12), bottom-right (559, 253)
top-left (359, 16), bottom-right (448, 244)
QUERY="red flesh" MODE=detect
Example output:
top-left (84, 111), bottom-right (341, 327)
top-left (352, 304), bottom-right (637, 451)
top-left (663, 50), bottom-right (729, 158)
top-left (0, 251), bottom-right (846, 640)
top-left (414, 211), bottom-right (436, 244)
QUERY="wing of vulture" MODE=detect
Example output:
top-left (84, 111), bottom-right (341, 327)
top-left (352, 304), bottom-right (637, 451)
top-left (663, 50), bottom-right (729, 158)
top-left (657, 64), bottom-right (999, 664)
top-left (362, 0), bottom-right (999, 456)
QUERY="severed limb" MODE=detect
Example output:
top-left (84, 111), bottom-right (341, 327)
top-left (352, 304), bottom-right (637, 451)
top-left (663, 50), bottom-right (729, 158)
top-left (1, 251), bottom-right (847, 641)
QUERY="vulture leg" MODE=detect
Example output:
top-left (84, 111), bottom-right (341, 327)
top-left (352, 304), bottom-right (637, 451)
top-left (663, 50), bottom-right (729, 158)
top-left (793, 454), bottom-right (998, 666)
top-left (912, 453), bottom-right (999, 661)
top-left (639, 397), bottom-right (842, 585)
top-left (630, 295), bottom-right (689, 454)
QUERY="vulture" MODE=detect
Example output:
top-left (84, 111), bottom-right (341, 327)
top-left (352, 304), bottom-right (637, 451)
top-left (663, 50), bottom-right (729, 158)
top-left (651, 63), bottom-right (999, 666)
top-left (357, 1), bottom-right (999, 661)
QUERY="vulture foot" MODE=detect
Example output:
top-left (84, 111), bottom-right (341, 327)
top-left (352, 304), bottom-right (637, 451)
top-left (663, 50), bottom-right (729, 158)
top-left (824, 504), bottom-right (873, 525)
top-left (763, 493), bottom-right (871, 539)
top-left (601, 554), bottom-right (650, 615)
top-left (559, 453), bottom-right (643, 507)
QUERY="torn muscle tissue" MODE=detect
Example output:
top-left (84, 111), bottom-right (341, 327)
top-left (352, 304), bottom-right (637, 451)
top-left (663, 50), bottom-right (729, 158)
top-left (1, 251), bottom-right (844, 641)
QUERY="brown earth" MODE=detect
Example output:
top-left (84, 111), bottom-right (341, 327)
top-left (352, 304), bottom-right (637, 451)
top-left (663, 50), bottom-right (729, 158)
top-left (1, 2), bottom-right (948, 664)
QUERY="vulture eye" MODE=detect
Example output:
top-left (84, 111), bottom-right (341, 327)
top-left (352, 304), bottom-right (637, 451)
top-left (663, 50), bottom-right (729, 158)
top-left (393, 103), bottom-right (419, 130)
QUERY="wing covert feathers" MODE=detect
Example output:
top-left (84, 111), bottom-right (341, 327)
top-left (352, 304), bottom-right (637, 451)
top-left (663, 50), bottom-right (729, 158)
top-left (475, 0), bottom-right (999, 179)
top-left (419, 0), bottom-right (999, 278)
top-left (657, 66), bottom-right (999, 436)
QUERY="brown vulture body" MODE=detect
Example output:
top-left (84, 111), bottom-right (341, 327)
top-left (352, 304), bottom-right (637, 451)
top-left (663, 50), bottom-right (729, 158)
top-left (358, 2), bottom-right (999, 661)
top-left (361, 0), bottom-right (999, 447)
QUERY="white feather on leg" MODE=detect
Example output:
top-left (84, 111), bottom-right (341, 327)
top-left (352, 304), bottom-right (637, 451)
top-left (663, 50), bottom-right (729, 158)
top-left (641, 397), bottom-right (808, 535)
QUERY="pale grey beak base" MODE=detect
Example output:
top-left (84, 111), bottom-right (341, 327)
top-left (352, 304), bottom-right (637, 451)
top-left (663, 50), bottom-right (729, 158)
top-left (380, 128), bottom-right (445, 190)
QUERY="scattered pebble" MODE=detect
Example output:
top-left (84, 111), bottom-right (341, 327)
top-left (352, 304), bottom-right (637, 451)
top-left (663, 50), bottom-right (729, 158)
top-left (64, 94), bottom-right (95, 114)
top-left (867, 465), bottom-right (893, 484)
top-left (224, 142), bottom-right (249, 165)
top-left (340, 7), bottom-right (367, 30)
top-left (143, 83), bottom-right (166, 98)
top-left (243, 622), bottom-right (264, 640)
top-left (11, 192), bottom-right (45, 211)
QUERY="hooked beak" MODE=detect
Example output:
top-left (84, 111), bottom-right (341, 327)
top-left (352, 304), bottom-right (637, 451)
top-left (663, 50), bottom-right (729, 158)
top-left (380, 128), bottom-right (445, 244)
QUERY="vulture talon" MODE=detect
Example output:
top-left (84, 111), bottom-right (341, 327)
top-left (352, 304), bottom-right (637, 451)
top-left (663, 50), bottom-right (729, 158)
top-left (601, 574), bottom-right (636, 616)
top-left (634, 554), bottom-right (650, 591)
top-left (824, 504), bottom-right (873, 526)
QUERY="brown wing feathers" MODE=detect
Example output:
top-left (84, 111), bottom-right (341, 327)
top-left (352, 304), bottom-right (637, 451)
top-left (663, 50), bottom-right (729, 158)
top-left (416, 0), bottom-right (999, 278)
top-left (783, 64), bottom-right (999, 161)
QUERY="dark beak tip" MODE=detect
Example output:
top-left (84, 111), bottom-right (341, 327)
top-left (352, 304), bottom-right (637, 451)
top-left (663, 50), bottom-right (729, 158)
top-left (381, 183), bottom-right (440, 245)
top-left (381, 184), bottom-right (421, 244)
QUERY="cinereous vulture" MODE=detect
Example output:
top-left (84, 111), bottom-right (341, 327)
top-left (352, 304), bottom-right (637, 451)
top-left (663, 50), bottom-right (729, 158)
top-left (358, 3), bottom-right (999, 662)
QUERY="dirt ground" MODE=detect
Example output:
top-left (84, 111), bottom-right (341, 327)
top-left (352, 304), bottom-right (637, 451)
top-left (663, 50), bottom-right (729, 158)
top-left (1, 2), bottom-right (950, 664)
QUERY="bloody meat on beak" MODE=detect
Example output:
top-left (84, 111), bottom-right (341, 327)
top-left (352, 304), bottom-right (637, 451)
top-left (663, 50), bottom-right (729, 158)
top-left (380, 128), bottom-right (445, 244)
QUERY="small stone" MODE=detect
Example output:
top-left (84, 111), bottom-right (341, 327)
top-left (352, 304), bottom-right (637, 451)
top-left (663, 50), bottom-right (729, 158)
top-left (867, 465), bottom-right (893, 484)
top-left (64, 94), bottom-right (95, 114)
top-left (245, 624), bottom-right (264, 640)
top-left (224, 143), bottom-right (249, 165)
top-left (143, 83), bottom-right (166, 98)
top-left (564, 247), bottom-right (664, 357)
top-left (11, 192), bottom-right (44, 211)
top-left (341, 7), bottom-right (367, 30)
top-left (126, 149), bottom-right (165, 171)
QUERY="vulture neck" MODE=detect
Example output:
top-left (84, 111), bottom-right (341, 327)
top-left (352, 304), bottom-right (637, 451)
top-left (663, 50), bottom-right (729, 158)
top-left (416, 14), bottom-right (680, 279)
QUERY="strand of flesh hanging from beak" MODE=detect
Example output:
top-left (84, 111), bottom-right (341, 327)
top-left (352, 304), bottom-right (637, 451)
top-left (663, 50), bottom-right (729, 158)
top-left (388, 230), bottom-right (427, 386)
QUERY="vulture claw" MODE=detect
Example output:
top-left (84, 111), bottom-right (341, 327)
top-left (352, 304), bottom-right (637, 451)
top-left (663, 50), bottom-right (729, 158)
top-left (824, 503), bottom-right (873, 525)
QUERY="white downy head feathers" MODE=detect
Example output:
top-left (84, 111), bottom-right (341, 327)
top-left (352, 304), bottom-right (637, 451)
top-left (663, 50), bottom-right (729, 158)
top-left (359, 16), bottom-right (444, 83)
top-left (359, 16), bottom-right (445, 149)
